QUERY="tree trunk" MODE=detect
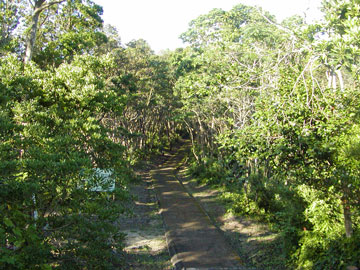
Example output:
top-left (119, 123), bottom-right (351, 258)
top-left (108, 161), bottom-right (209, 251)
top-left (184, 121), bottom-right (198, 161)
top-left (24, 0), bottom-right (65, 63)
top-left (24, 0), bottom-right (46, 63)
top-left (343, 202), bottom-right (353, 238)
top-left (335, 69), bottom-right (344, 92)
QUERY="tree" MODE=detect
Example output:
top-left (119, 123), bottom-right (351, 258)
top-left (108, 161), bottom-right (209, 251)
top-left (317, 0), bottom-right (360, 238)
top-left (24, 0), bottom-right (65, 63)
top-left (176, 4), bottom-right (285, 161)
top-left (1, 2), bottom-right (132, 268)
top-left (0, 53), bottom-right (130, 269)
top-left (175, 2), bottom-right (360, 268)
top-left (180, 4), bottom-right (276, 48)
top-left (113, 39), bottom-right (181, 156)
top-left (24, 0), bottom-right (105, 65)
top-left (99, 24), bottom-right (122, 53)
top-left (0, 0), bottom-right (25, 53)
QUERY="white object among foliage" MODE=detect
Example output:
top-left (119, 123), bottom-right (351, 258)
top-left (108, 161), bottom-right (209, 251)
top-left (85, 168), bottom-right (116, 192)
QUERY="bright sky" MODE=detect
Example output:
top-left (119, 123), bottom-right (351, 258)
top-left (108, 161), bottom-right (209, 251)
top-left (93, 0), bottom-right (323, 53)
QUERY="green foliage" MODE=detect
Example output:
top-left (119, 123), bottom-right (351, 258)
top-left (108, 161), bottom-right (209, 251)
top-left (0, 0), bottom-right (24, 54)
top-left (0, 53), bottom-right (130, 269)
top-left (180, 4), bottom-right (277, 48)
top-left (2, 0), bottom-right (360, 268)
top-left (292, 185), bottom-right (347, 269)
top-left (0, 1), bottom-right (183, 268)
top-left (25, 0), bottom-right (107, 68)
top-left (296, 230), bottom-right (360, 270)
top-left (188, 158), bottom-right (227, 186)
top-left (178, 1), bottom-right (360, 269)
top-left (115, 39), bottom-right (183, 160)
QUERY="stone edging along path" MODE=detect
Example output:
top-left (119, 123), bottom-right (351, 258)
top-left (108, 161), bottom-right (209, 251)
top-left (151, 144), bottom-right (255, 270)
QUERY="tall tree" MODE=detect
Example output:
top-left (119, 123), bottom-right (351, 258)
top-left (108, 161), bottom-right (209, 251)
top-left (175, 2), bottom-right (360, 268)
top-left (24, 0), bottom-right (65, 63)
top-left (318, 0), bottom-right (360, 238)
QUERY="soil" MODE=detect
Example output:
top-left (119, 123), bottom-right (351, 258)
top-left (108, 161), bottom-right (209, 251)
top-left (116, 156), bottom-right (172, 270)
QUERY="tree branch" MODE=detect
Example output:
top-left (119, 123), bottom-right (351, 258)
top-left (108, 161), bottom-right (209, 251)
top-left (256, 6), bottom-right (299, 42)
top-left (37, 0), bottom-right (66, 13)
top-left (28, 0), bottom-right (35, 8)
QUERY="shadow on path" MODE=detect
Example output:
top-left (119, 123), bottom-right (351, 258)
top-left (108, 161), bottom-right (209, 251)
top-left (152, 144), bottom-right (251, 270)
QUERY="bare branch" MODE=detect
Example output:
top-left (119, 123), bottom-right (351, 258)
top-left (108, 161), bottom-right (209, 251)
top-left (37, 0), bottom-right (65, 13)
top-left (28, 0), bottom-right (35, 7)
top-left (256, 7), bottom-right (299, 42)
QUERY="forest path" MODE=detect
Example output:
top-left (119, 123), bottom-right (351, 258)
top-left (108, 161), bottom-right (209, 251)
top-left (151, 143), bottom-right (247, 270)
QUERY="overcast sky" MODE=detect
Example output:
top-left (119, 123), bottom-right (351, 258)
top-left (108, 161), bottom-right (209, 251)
top-left (93, 0), bottom-right (323, 53)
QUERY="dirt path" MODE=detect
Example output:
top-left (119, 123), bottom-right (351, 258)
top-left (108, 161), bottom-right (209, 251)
top-left (152, 145), bottom-right (247, 270)
top-left (117, 158), bottom-right (172, 269)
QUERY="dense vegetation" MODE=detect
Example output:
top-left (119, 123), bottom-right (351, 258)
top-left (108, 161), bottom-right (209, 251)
top-left (177, 1), bottom-right (360, 269)
top-left (0, 0), bottom-right (180, 269)
top-left (0, 0), bottom-right (359, 269)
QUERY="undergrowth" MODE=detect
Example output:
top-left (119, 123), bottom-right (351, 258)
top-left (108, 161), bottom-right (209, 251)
top-left (188, 157), bottom-right (360, 270)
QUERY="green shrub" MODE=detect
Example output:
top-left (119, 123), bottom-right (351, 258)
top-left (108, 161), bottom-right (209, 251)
top-left (188, 157), bottom-right (228, 185)
top-left (0, 54), bottom-right (130, 269)
top-left (291, 185), bottom-right (360, 269)
top-left (294, 230), bottom-right (360, 270)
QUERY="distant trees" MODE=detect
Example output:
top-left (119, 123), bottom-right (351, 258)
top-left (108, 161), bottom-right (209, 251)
top-left (116, 39), bottom-right (181, 156)
top-left (0, 0), bottom-right (25, 54)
